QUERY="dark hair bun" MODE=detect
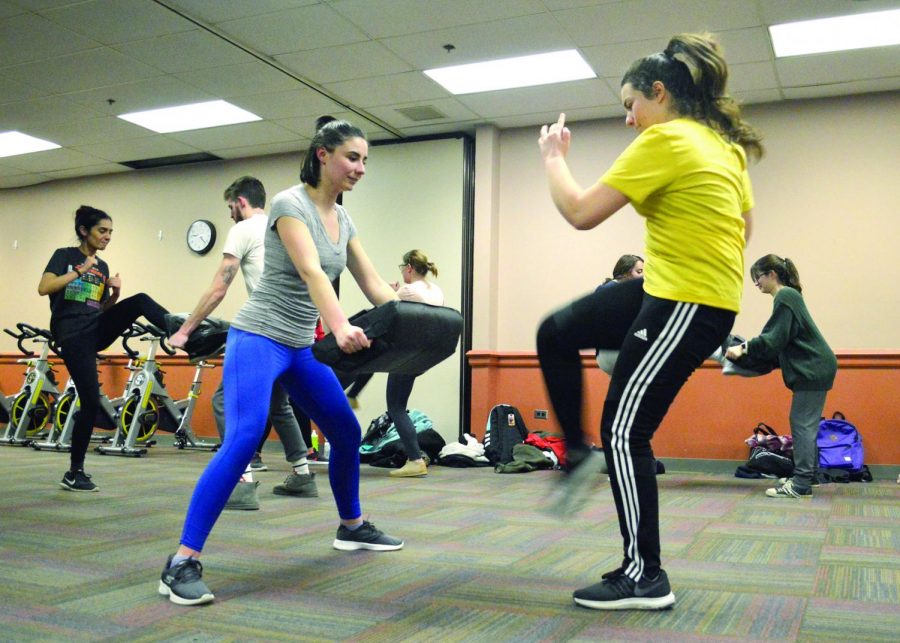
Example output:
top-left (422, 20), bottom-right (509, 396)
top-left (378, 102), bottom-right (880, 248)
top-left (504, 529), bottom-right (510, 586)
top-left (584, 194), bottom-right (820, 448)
top-left (315, 115), bottom-right (336, 132)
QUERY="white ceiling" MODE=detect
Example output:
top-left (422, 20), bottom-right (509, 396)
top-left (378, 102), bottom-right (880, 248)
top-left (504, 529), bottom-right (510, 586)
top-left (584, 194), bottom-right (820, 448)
top-left (1, 0), bottom-right (898, 188)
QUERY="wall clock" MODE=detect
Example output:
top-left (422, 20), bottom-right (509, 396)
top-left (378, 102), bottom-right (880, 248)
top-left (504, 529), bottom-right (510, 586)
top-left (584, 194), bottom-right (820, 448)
top-left (186, 219), bottom-right (216, 255)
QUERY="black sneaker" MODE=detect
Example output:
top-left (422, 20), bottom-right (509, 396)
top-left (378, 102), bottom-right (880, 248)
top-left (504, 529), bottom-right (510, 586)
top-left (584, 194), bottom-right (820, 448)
top-left (249, 454), bottom-right (267, 471)
top-left (60, 469), bottom-right (98, 492)
top-left (333, 521), bottom-right (404, 551)
top-left (573, 569), bottom-right (675, 610)
top-left (158, 555), bottom-right (214, 606)
top-left (542, 450), bottom-right (605, 518)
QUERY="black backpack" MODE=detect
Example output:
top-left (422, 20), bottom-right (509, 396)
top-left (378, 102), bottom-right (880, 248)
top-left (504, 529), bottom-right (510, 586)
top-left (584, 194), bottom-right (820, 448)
top-left (359, 410), bottom-right (446, 468)
top-left (484, 404), bottom-right (528, 465)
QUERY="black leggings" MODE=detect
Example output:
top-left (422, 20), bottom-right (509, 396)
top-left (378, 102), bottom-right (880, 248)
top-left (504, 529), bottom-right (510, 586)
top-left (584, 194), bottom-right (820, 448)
top-left (386, 373), bottom-right (421, 461)
top-left (58, 294), bottom-right (169, 470)
top-left (537, 278), bottom-right (734, 580)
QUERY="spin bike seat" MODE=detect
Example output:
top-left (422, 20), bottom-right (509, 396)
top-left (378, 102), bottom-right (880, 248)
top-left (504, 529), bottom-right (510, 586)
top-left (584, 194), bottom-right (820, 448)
top-left (312, 301), bottom-right (462, 376)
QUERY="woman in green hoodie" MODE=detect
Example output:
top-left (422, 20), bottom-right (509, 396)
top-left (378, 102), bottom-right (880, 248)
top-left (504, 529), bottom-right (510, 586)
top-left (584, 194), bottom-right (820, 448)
top-left (726, 254), bottom-right (837, 499)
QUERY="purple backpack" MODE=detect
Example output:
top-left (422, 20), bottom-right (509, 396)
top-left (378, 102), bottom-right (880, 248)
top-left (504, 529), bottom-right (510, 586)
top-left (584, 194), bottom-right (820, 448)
top-left (817, 412), bottom-right (864, 471)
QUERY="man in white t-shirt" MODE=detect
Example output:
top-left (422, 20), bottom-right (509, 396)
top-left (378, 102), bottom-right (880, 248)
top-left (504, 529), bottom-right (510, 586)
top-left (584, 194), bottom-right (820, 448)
top-left (170, 176), bottom-right (317, 509)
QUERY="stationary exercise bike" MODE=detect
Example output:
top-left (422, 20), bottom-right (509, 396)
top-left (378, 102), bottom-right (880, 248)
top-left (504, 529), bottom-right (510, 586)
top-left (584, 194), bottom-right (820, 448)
top-left (95, 322), bottom-right (222, 457)
top-left (31, 325), bottom-right (142, 452)
top-left (0, 323), bottom-right (62, 446)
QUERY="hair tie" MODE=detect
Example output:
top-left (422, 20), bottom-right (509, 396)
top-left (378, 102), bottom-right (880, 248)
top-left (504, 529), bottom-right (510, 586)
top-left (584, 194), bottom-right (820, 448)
top-left (671, 51), bottom-right (701, 85)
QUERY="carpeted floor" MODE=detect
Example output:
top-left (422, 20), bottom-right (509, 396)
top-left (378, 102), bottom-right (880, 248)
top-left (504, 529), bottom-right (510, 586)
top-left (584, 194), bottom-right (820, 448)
top-left (1, 440), bottom-right (897, 642)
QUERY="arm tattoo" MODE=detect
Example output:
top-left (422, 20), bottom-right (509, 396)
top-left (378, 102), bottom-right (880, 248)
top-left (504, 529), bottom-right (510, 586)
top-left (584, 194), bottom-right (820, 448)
top-left (222, 264), bottom-right (237, 285)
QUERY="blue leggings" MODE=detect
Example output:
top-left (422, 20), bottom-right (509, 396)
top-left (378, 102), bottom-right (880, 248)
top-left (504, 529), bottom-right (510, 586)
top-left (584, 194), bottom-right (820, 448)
top-left (180, 328), bottom-right (362, 551)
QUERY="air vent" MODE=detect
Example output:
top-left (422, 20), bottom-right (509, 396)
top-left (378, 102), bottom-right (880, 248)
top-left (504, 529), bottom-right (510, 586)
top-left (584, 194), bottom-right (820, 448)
top-left (395, 105), bottom-right (448, 122)
top-left (119, 152), bottom-right (223, 170)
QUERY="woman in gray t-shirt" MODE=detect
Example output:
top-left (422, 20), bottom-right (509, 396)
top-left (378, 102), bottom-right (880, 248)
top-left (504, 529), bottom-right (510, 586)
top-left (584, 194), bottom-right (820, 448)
top-left (160, 118), bottom-right (403, 607)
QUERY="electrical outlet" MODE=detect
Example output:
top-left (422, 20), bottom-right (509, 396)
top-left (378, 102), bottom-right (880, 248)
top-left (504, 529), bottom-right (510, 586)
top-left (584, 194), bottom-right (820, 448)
top-left (534, 409), bottom-right (548, 420)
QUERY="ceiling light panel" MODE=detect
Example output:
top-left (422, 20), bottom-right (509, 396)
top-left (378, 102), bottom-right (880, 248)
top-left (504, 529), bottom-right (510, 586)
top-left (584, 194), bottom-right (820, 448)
top-left (425, 50), bottom-right (596, 95)
top-left (769, 8), bottom-right (900, 57)
top-left (117, 100), bottom-right (262, 133)
top-left (0, 131), bottom-right (61, 158)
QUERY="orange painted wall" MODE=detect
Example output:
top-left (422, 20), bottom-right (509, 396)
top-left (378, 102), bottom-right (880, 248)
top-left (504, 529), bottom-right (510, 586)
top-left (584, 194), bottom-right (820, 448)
top-left (468, 351), bottom-right (900, 465)
top-left (1, 353), bottom-right (223, 439)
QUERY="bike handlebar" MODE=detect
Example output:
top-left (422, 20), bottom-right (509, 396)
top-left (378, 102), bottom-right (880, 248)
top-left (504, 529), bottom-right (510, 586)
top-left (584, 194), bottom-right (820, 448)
top-left (5, 323), bottom-right (56, 356)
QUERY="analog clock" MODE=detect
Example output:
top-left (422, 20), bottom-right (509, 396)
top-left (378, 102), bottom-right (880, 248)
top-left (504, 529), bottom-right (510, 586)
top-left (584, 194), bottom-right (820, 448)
top-left (186, 219), bottom-right (216, 255)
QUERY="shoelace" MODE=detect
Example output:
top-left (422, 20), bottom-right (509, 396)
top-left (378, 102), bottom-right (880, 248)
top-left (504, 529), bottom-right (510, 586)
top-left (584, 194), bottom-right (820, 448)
top-left (173, 559), bottom-right (203, 582)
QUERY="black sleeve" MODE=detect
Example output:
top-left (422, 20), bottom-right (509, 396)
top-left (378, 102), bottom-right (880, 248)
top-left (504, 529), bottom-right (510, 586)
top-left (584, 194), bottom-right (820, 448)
top-left (43, 248), bottom-right (70, 276)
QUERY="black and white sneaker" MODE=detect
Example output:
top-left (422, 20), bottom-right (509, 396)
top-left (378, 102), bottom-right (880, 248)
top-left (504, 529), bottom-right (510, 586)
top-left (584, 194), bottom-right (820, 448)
top-left (333, 521), bottom-right (404, 551)
top-left (159, 555), bottom-right (214, 606)
top-left (60, 469), bottom-right (98, 492)
top-left (573, 569), bottom-right (675, 610)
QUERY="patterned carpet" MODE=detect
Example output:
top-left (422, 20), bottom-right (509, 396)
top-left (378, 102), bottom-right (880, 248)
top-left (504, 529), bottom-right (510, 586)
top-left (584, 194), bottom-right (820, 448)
top-left (1, 440), bottom-right (897, 642)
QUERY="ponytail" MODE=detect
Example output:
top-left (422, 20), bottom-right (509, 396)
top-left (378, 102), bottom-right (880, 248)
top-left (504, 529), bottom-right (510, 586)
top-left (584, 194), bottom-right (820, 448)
top-left (622, 32), bottom-right (764, 161)
top-left (402, 249), bottom-right (438, 278)
top-left (750, 254), bottom-right (802, 293)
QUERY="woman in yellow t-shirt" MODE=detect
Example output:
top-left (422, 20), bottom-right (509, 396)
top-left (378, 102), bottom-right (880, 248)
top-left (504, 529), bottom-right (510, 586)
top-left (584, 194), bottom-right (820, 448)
top-left (536, 32), bottom-right (763, 611)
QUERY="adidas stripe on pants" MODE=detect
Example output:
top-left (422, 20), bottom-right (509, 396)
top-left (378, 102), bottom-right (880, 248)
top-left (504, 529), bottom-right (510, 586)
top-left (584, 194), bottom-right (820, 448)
top-left (537, 278), bottom-right (734, 581)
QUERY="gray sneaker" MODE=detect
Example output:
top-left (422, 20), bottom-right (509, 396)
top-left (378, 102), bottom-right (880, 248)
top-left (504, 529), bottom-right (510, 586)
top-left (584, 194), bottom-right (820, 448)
top-left (159, 555), bottom-right (214, 606)
top-left (542, 450), bottom-right (605, 518)
top-left (224, 480), bottom-right (260, 510)
top-left (333, 521), bottom-right (404, 551)
top-left (273, 471), bottom-right (318, 497)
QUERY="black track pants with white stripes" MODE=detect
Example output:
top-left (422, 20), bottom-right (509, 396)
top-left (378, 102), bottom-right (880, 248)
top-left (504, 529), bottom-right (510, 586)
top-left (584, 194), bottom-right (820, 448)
top-left (537, 279), bottom-right (734, 580)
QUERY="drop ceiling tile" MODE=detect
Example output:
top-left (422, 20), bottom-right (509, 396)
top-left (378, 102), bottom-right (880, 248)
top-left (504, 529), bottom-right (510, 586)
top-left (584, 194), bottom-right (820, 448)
top-left (717, 27), bottom-right (774, 64)
top-left (230, 88), bottom-right (345, 121)
top-left (41, 0), bottom-right (193, 45)
top-left (1, 146), bottom-right (109, 172)
top-left (166, 121), bottom-right (300, 150)
top-left (330, 0), bottom-right (546, 39)
top-left (0, 12), bottom-right (99, 66)
top-left (215, 4), bottom-right (368, 56)
top-left (113, 29), bottom-right (257, 74)
top-left (0, 173), bottom-right (51, 189)
top-left (43, 163), bottom-right (131, 180)
top-left (456, 78), bottom-right (619, 119)
top-left (206, 140), bottom-right (306, 160)
top-left (0, 73), bottom-right (52, 104)
top-left (381, 12), bottom-right (576, 69)
top-left (733, 88), bottom-right (783, 105)
top-left (72, 136), bottom-right (202, 164)
top-left (776, 47), bottom-right (900, 87)
top-left (553, 0), bottom-right (761, 46)
top-left (729, 61), bottom-right (779, 93)
top-left (324, 72), bottom-right (449, 108)
top-left (173, 0), bottom-right (318, 24)
top-left (276, 41), bottom-right (413, 84)
top-left (0, 96), bottom-right (105, 131)
top-left (63, 76), bottom-right (217, 114)
top-left (25, 116), bottom-right (153, 147)
top-left (783, 80), bottom-right (900, 101)
top-left (398, 121), bottom-right (479, 138)
top-left (3, 48), bottom-right (163, 94)
top-left (175, 61), bottom-right (301, 97)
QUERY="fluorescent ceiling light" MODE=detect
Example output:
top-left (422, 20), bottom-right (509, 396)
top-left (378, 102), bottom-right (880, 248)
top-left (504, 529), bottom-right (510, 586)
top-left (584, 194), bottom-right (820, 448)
top-left (769, 8), bottom-right (900, 57)
top-left (0, 131), bottom-right (61, 158)
top-left (425, 49), bottom-right (596, 95)
top-left (118, 100), bottom-right (261, 133)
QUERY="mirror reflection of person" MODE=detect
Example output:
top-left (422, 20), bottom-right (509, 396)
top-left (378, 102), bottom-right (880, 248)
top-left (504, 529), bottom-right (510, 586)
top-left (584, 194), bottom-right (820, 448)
top-left (39, 205), bottom-right (170, 493)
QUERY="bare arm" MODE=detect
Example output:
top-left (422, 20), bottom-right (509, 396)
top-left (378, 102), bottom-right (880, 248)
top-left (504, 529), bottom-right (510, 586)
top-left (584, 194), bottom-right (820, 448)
top-left (37, 254), bottom-right (97, 297)
top-left (742, 208), bottom-right (753, 244)
top-left (169, 255), bottom-right (240, 348)
top-left (539, 113), bottom-right (630, 230)
top-left (346, 237), bottom-right (399, 306)
top-left (276, 216), bottom-right (369, 353)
